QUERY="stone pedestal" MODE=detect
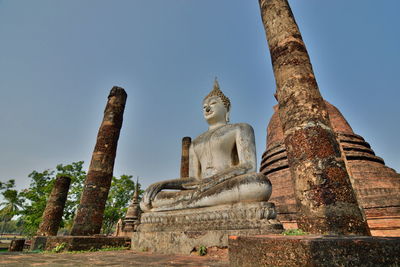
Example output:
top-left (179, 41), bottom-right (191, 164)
top-left (132, 202), bottom-right (283, 254)
top-left (229, 235), bottom-right (400, 267)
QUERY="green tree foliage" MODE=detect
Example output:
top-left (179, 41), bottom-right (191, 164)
top-left (102, 175), bottom-right (143, 235)
top-left (18, 162), bottom-right (86, 236)
top-left (0, 220), bottom-right (24, 234)
top-left (18, 169), bottom-right (56, 236)
top-left (6, 161), bottom-right (141, 236)
top-left (0, 179), bottom-right (23, 233)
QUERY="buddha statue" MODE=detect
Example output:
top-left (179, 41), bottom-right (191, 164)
top-left (140, 79), bottom-right (272, 212)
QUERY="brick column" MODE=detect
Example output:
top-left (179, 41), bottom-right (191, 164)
top-left (180, 137), bottom-right (191, 178)
top-left (258, 0), bottom-right (369, 235)
top-left (71, 86), bottom-right (127, 236)
top-left (37, 175), bottom-right (71, 236)
top-left (8, 239), bottom-right (25, 252)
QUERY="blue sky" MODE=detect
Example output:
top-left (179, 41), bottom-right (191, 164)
top-left (1, 0), bottom-right (399, 191)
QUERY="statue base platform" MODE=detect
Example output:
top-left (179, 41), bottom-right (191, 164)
top-left (131, 202), bottom-right (283, 254)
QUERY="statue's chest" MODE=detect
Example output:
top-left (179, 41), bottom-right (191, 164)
top-left (194, 128), bottom-right (236, 160)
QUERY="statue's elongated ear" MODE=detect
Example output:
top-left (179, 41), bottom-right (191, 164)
top-left (226, 110), bottom-right (230, 123)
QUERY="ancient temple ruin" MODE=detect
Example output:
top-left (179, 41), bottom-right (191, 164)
top-left (260, 101), bottom-right (400, 236)
top-left (229, 0), bottom-right (400, 265)
top-left (257, 0), bottom-right (399, 237)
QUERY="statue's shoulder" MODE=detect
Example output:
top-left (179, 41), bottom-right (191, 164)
top-left (230, 122), bottom-right (254, 132)
top-left (193, 123), bottom-right (254, 144)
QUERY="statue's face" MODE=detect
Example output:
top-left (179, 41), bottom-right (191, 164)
top-left (203, 96), bottom-right (227, 124)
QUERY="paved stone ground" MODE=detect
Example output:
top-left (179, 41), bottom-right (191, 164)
top-left (0, 250), bottom-right (229, 267)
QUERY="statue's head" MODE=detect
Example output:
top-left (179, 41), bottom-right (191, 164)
top-left (203, 79), bottom-right (231, 124)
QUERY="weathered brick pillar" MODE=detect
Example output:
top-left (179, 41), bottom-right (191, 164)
top-left (37, 176), bottom-right (71, 236)
top-left (71, 86), bottom-right (127, 236)
top-left (8, 239), bottom-right (25, 252)
top-left (258, 0), bottom-right (369, 235)
top-left (180, 137), bottom-right (191, 178)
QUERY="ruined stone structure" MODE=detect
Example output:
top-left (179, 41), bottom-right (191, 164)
top-left (261, 102), bottom-right (400, 236)
top-left (180, 137), bottom-right (191, 178)
top-left (228, 0), bottom-right (400, 265)
top-left (132, 80), bottom-right (282, 254)
top-left (37, 175), bottom-right (71, 236)
top-left (115, 178), bottom-right (141, 237)
top-left (259, 0), bottom-right (369, 235)
top-left (71, 86), bottom-right (127, 236)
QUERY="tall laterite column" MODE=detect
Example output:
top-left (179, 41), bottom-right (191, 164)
top-left (258, 0), bottom-right (369, 235)
top-left (37, 175), bottom-right (71, 236)
top-left (71, 86), bottom-right (127, 235)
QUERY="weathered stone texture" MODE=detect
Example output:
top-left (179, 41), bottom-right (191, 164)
top-left (138, 202), bottom-right (281, 232)
top-left (258, 0), bottom-right (369, 235)
top-left (261, 102), bottom-right (400, 236)
top-left (37, 176), bottom-right (71, 236)
top-left (71, 86), bottom-right (127, 236)
top-left (180, 136), bottom-right (191, 178)
top-left (133, 230), bottom-right (271, 255)
top-left (229, 235), bottom-right (400, 267)
top-left (132, 202), bottom-right (283, 254)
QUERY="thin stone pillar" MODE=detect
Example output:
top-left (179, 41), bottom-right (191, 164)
top-left (180, 137), bottom-right (191, 178)
top-left (258, 0), bottom-right (369, 235)
top-left (71, 86), bottom-right (127, 236)
top-left (37, 175), bottom-right (71, 236)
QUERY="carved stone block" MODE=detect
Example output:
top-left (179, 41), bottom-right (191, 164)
top-left (132, 202), bottom-right (283, 254)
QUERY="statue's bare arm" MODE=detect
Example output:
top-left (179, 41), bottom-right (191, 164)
top-left (142, 144), bottom-right (201, 208)
top-left (142, 176), bottom-right (197, 209)
top-left (235, 123), bottom-right (257, 172)
top-left (188, 143), bottom-right (201, 180)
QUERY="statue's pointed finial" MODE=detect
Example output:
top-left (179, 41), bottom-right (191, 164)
top-left (204, 77), bottom-right (231, 111)
top-left (213, 77), bottom-right (219, 90)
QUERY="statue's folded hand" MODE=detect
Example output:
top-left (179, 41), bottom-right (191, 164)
top-left (142, 182), bottom-right (165, 209)
top-left (181, 181), bottom-right (199, 190)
